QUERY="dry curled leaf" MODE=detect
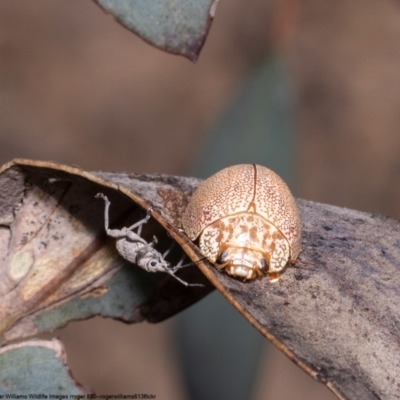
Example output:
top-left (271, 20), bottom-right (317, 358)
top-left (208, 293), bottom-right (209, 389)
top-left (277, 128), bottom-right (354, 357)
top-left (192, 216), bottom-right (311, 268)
top-left (0, 159), bottom-right (213, 344)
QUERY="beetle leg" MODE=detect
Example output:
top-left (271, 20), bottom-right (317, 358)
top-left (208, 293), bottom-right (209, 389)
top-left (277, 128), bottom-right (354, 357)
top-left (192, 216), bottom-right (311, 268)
top-left (163, 244), bottom-right (193, 270)
top-left (162, 242), bottom-right (175, 259)
top-left (268, 272), bottom-right (282, 283)
top-left (96, 193), bottom-right (152, 238)
top-left (95, 193), bottom-right (113, 232)
top-left (169, 256), bottom-right (194, 273)
top-left (127, 208), bottom-right (152, 236)
top-left (96, 194), bottom-right (132, 239)
top-left (124, 230), bottom-right (148, 245)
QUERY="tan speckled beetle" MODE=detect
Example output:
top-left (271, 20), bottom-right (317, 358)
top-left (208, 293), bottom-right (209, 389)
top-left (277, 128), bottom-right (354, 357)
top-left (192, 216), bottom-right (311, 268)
top-left (182, 164), bottom-right (301, 281)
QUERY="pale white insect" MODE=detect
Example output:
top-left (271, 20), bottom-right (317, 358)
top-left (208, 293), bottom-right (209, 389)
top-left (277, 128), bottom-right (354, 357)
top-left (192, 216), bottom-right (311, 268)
top-left (96, 193), bottom-right (202, 287)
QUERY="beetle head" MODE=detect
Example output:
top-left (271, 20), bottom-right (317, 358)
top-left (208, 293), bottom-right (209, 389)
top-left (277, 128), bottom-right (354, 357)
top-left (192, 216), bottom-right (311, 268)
top-left (215, 246), bottom-right (269, 280)
top-left (137, 250), bottom-right (169, 273)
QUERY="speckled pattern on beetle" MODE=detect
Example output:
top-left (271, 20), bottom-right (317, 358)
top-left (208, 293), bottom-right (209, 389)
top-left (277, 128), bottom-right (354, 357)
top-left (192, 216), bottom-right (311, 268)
top-left (182, 164), bottom-right (301, 282)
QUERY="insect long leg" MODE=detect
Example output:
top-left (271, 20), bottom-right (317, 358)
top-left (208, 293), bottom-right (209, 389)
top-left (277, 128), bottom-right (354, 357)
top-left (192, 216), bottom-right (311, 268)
top-left (162, 242), bottom-right (175, 259)
top-left (127, 207), bottom-right (152, 236)
top-left (162, 244), bottom-right (194, 269)
top-left (169, 256), bottom-right (194, 273)
top-left (95, 193), bottom-right (112, 232)
top-left (133, 236), bottom-right (162, 262)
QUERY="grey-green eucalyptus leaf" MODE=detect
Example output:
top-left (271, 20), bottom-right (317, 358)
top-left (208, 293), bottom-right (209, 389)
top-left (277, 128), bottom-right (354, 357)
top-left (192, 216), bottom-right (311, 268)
top-left (93, 0), bottom-right (218, 61)
top-left (0, 339), bottom-right (88, 394)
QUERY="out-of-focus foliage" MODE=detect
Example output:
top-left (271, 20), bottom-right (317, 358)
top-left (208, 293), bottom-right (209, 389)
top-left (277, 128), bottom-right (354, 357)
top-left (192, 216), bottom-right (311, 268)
top-left (94, 0), bottom-right (217, 61)
top-left (0, 340), bottom-right (88, 395)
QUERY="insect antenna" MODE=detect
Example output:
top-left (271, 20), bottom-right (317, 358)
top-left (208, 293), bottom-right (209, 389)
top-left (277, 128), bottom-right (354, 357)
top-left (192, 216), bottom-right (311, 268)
top-left (288, 259), bottom-right (315, 271)
top-left (163, 267), bottom-right (204, 287)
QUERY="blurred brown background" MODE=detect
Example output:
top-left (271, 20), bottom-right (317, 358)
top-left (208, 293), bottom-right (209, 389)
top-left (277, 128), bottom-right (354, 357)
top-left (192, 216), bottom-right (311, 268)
top-left (1, 0), bottom-right (400, 399)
